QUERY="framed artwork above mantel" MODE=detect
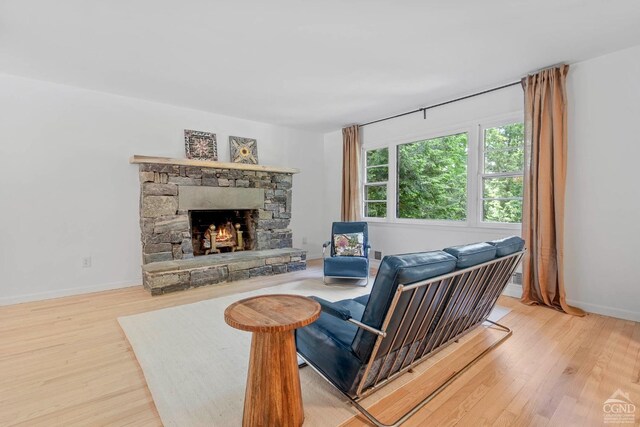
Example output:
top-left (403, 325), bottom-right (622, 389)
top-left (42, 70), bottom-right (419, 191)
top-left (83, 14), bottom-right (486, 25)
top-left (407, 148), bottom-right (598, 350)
top-left (229, 136), bottom-right (258, 164)
top-left (184, 129), bottom-right (217, 161)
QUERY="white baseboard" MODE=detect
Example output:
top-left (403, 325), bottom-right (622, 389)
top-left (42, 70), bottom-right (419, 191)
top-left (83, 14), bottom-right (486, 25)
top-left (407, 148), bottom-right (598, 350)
top-left (499, 283), bottom-right (639, 322)
top-left (566, 299), bottom-right (640, 322)
top-left (502, 283), bottom-right (523, 298)
top-left (0, 279), bottom-right (141, 306)
top-left (305, 250), bottom-right (322, 260)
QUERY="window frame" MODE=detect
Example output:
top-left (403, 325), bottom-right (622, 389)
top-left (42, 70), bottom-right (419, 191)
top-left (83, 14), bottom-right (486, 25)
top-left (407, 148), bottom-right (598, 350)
top-left (361, 112), bottom-right (524, 231)
top-left (476, 116), bottom-right (525, 229)
top-left (363, 147), bottom-right (389, 219)
top-left (362, 124), bottom-right (473, 227)
top-left (395, 130), bottom-right (471, 225)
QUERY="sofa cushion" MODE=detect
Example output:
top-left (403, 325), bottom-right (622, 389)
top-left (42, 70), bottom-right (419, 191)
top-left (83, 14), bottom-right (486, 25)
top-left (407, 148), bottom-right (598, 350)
top-left (443, 242), bottom-right (497, 269)
top-left (354, 294), bottom-right (370, 306)
top-left (487, 236), bottom-right (525, 257)
top-left (324, 256), bottom-right (369, 278)
top-left (296, 298), bottom-right (365, 393)
top-left (351, 250), bottom-right (457, 361)
top-left (297, 297), bottom-right (365, 353)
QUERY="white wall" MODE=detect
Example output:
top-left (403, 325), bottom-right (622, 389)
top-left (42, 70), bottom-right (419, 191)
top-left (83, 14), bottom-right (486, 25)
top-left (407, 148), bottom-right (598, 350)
top-left (322, 129), bottom-right (344, 232)
top-left (3, 45), bottom-right (638, 321)
top-left (564, 45), bottom-right (640, 321)
top-left (0, 74), bottom-right (325, 305)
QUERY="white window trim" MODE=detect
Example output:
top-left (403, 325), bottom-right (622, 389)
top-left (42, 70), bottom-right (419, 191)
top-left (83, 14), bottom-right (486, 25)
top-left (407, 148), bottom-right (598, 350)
top-left (395, 129), bottom-right (473, 225)
top-left (361, 112), bottom-right (524, 231)
top-left (362, 148), bottom-right (389, 219)
top-left (476, 115), bottom-right (524, 229)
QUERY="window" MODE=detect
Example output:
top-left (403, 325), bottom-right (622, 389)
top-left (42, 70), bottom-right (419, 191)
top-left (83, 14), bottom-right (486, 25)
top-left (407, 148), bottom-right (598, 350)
top-left (363, 148), bottom-right (388, 218)
top-left (397, 133), bottom-right (468, 221)
top-left (481, 123), bottom-right (524, 223)
top-left (361, 116), bottom-right (524, 226)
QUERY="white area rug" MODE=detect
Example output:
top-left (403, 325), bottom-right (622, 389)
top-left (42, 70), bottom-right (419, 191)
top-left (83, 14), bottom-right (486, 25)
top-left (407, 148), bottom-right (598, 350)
top-left (118, 278), bottom-right (511, 427)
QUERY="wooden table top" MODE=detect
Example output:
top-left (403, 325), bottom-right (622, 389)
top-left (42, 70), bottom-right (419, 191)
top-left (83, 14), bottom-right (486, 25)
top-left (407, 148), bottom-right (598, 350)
top-left (224, 294), bottom-right (321, 333)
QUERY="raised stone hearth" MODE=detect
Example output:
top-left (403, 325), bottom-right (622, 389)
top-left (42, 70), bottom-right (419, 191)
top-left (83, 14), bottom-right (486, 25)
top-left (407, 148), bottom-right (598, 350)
top-left (131, 156), bottom-right (306, 294)
top-left (142, 248), bottom-right (306, 295)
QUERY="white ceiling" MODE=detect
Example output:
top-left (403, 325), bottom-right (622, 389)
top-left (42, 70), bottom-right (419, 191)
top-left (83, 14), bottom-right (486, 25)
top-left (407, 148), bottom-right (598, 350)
top-left (1, 1), bottom-right (640, 132)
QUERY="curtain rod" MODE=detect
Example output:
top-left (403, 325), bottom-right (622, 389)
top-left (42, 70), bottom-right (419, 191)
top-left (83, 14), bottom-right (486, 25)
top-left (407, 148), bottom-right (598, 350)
top-left (358, 80), bottom-right (521, 128)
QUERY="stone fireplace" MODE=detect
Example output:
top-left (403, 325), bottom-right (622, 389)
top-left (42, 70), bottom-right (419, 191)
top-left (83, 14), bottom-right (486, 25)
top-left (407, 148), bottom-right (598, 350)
top-left (131, 155), bottom-right (306, 295)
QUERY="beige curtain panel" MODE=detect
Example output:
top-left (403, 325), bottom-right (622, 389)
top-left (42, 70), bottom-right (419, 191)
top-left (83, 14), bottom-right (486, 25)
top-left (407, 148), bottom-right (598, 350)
top-left (341, 125), bottom-right (361, 222)
top-left (521, 65), bottom-right (584, 316)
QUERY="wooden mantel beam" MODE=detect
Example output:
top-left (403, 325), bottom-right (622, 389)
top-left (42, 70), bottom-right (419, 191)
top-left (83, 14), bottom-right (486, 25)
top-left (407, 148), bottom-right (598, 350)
top-left (129, 155), bottom-right (300, 174)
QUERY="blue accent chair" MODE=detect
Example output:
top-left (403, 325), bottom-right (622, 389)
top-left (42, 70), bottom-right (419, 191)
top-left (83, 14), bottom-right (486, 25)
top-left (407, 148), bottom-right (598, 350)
top-left (322, 221), bottom-right (370, 286)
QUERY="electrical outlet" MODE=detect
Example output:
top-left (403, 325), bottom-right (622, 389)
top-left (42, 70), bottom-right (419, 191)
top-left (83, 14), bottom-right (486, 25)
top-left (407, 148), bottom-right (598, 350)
top-left (302, 237), bottom-right (308, 244)
top-left (374, 251), bottom-right (382, 260)
top-left (82, 256), bottom-right (92, 268)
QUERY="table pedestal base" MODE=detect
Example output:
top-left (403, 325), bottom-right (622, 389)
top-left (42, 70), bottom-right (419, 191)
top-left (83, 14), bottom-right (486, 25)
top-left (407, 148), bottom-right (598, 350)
top-left (243, 330), bottom-right (304, 427)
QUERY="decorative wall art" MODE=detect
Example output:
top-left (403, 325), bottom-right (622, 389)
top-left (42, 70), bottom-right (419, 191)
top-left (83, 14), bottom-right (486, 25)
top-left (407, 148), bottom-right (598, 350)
top-left (229, 136), bottom-right (258, 164)
top-left (184, 129), bottom-right (217, 161)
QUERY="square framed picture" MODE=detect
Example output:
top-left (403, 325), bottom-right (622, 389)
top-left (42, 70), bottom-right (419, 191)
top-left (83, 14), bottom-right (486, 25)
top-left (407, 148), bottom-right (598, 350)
top-left (229, 136), bottom-right (258, 164)
top-left (184, 129), bottom-right (217, 161)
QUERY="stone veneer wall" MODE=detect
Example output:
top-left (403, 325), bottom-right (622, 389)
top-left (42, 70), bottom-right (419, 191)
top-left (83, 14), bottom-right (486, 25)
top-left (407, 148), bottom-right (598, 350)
top-left (138, 163), bottom-right (293, 264)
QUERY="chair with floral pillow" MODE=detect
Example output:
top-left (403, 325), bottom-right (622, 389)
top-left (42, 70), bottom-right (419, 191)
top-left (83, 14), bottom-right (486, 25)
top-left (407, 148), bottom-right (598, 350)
top-left (322, 221), bottom-right (370, 286)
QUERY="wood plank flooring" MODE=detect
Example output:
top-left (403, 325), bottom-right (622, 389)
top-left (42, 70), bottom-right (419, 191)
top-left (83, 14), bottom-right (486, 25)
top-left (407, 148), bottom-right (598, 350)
top-left (1, 260), bottom-right (638, 426)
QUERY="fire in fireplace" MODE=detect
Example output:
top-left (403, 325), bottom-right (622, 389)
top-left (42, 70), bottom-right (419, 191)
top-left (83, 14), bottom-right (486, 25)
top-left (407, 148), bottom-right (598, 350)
top-left (189, 210), bottom-right (257, 256)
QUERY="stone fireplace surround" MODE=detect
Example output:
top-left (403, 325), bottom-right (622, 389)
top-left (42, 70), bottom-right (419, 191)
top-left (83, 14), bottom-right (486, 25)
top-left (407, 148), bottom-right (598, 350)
top-left (131, 156), bottom-right (307, 295)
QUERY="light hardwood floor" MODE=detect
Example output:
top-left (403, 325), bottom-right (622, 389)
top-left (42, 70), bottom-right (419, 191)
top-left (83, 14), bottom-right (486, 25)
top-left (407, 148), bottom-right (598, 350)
top-left (1, 260), bottom-right (638, 426)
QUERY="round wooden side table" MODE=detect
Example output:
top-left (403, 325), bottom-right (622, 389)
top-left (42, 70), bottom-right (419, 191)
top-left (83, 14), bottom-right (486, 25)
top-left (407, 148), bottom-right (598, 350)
top-left (224, 294), bottom-right (321, 427)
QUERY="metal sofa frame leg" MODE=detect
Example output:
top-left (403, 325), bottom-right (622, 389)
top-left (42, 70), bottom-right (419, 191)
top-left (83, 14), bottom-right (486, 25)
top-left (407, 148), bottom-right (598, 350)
top-left (299, 319), bottom-right (512, 427)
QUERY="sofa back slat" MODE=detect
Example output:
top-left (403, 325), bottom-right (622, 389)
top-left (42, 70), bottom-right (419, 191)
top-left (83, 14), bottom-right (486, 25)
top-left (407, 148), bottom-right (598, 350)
top-left (369, 278), bottom-right (452, 377)
top-left (419, 258), bottom-right (510, 356)
top-left (475, 253), bottom-right (522, 321)
top-left (351, 251), bottom-right (458, 361)
top-left (356, 250), bottom-right (524, 396)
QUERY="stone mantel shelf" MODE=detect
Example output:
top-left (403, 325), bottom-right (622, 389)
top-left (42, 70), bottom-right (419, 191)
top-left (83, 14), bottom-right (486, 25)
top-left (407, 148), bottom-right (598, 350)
top-left (130, 155), bottom-right (300, 174)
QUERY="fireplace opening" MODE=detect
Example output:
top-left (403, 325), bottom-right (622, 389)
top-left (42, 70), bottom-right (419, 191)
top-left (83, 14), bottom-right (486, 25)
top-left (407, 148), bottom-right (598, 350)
top-left (189, 210), bottom-right (257, 256)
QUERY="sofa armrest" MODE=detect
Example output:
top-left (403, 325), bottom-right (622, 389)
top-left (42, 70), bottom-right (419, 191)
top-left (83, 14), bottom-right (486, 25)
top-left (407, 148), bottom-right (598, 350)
top-left (311, 296), bottom-right (386, 337)
top-left (311, 296), bottom-right (351, 321)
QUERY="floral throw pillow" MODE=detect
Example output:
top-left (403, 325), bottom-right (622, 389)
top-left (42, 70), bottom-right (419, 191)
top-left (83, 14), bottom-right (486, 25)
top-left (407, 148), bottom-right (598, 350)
top-left (333, 232), bottom-right (364, 256)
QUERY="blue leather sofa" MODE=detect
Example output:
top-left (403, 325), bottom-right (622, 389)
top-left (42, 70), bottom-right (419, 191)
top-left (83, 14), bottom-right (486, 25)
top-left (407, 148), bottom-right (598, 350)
top-left (296, 236), bottom-right (525, 403)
